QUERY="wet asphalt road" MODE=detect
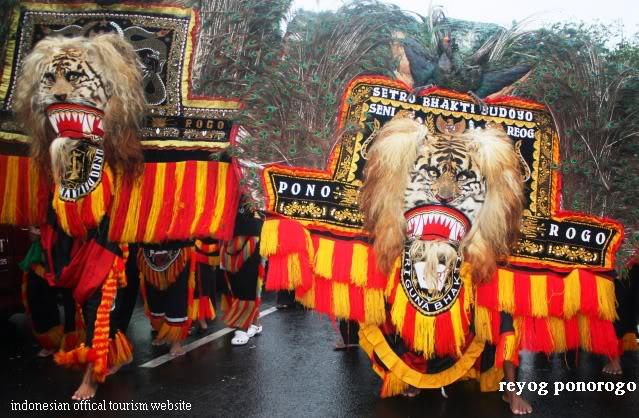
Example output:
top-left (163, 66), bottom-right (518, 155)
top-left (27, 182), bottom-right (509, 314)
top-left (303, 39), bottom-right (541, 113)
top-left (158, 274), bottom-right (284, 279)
top-left (2, 292), bottom-right (638, 418)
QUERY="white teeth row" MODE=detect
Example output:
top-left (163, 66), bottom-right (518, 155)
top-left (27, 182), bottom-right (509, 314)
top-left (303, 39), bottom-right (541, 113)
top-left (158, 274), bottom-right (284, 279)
top-left (47, 111), bottom-right (102, 134)
top-left (406, 213), bottom-right (466, 240)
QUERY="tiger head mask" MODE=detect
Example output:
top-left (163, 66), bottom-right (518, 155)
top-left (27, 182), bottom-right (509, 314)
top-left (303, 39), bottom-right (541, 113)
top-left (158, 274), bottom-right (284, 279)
top-left (360, 114), bottom-right (524, 288)
top-left (14, 34), bottom-right (145, 183)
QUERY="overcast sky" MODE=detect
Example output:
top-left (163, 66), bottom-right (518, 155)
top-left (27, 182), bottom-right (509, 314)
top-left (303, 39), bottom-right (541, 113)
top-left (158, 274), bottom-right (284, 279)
top-left (291, 0), bottom-right (638, 38)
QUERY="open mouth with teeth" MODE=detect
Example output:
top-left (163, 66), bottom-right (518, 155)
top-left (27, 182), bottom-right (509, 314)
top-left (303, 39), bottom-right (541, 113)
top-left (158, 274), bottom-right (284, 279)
top-left (46, 103), bottom-right (104, 140)
top-left (405, 205), bottom-right (471, 242)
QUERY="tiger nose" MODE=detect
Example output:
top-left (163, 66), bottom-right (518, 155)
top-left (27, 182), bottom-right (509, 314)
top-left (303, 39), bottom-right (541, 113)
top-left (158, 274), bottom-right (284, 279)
top-left (54, 93), bottom-right (67, 101)
top-left (435, 194), bottom-right (454, 204)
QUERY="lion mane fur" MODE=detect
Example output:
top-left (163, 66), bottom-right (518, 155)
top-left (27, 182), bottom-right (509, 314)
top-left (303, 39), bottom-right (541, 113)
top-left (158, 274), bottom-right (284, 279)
top-left (14, 34), bottom-right (145, 180)
top-left (360, 116), bottom-right (524, 283)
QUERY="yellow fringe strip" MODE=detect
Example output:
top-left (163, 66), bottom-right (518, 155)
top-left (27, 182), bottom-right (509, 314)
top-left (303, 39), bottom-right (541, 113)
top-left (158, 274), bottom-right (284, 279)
top-left (595, 276), bottom-right (617, 321)
top-left (189, 161), bottom-right (207, 235)
top-left (497, 269), bottom-right (515, 313)
top-left (385, 260), bottom-right (400, 299)
top-left (209, 162), bottom-right (229, 235)
top-left (390, 283), bottom-right (408, 335)
top-left (156, 322), bottom-right (185, 343)
top-left (578, 315), bottom-right (592, 352)
top-left (474, 305), bottom-right (493, 343)
top-left (350, 243), bottom-right (369, 287)
top-left (622, 332), bottom-right (638, 351)
top-left (501, 333), bottom-right (518, 363)
top-left (287, 253), bottom-right (303, 288)
top-left (332, 282), bottom-right (350, 318)
top-left (314, 238), bottom-right (334, 279)
top-left (563, 270), bottom-right (581, 318)
top-left (359, 325), bottom-right (485, 389)
top-left (460, 263), bottom-right (474, 312)
top-left (364, 289), bottom-right (386, 325)
top-left (259, 219), bottom-right (280, 257)
top-left (413, 313), bottom-right (436, 357)
top-left (530, 274), bottom-right (548, 317)
top-left (548, 317), bottom-right (567, 352)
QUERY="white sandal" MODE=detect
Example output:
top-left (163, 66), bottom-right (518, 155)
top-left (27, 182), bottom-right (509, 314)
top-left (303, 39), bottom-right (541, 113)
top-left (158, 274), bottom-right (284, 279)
top-left (231, 330), bottom-right (250, 346)
top-left (247, 324), bottom-right (263, 337)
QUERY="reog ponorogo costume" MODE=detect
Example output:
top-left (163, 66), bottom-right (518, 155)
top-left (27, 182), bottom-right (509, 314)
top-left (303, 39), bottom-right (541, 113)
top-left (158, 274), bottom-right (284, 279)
top-left (0, 2), bottom-right (240, 392)
top-left (259, 76), bottom-right (624, 396)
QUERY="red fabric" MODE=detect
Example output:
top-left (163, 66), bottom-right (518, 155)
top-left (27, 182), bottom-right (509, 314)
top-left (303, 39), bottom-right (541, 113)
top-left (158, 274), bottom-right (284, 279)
top-left (579, 270), bottom-right (599, 317)
top-left (56, 240), bottom-right (117, 304)
top-left (153, 162), bottom-right (177, 242)
top-left (108, 175), bottom-right (134, 240)
top-left (332, 239), bottom-right (354, 283)
top-left (135, 163), bottom-right (158, 239)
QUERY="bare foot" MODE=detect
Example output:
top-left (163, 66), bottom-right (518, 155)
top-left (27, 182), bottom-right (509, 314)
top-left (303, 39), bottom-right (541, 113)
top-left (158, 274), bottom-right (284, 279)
top-left (603, 357), bottom-right (622, 375)
top-left (401, 385), bottom-right (421, 398)
top-left (170, 341), bottom-right (185, 357)
top-left (72, 365), bottom-right (98, 400)
top-left (37, 348), bottom-right (56, 358)
top-left (503, 392), bottom-right (533, 414)
top-left (199, 319), bottom-right (208, 330)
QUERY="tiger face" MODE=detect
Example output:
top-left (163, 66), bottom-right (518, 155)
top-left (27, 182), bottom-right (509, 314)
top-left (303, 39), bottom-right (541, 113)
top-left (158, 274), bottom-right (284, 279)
top-left (38, 48), bottom-right (108, 110)
top-left (403, 134), bottom-right (485, 223)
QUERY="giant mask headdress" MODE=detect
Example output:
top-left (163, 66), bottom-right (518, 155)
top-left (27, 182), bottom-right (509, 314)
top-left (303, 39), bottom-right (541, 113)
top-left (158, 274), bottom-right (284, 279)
top-left (14, 34), bottom-right (145, 184)
top-left (360, 114), bottom-right (524, 288)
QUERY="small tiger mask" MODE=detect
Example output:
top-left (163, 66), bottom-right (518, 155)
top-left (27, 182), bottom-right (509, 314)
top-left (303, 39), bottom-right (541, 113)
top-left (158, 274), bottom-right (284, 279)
top-left (360, 114), bottom-right (524, 285)
top-left (14, 34), bottom-right (145, 182)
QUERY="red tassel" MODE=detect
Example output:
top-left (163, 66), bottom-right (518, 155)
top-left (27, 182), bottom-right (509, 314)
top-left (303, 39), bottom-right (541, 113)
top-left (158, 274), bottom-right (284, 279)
top-left (589, 317), bottom-right (618, 357)
top-left (332, 239), bottom-right (353, 283)
top-left (578, 270), bottom-right (598, 317)
top-left (476, 276), bottom-right (498, 310)
top-left (264, 255), bottom-right (289, 291)
top-left (513, 272), bottom-right (531, 316)
top-left (348, 284), bottom-right (365, 322)
top-left (401, 303), bottom-right (416, 344)
top-left (565, 317), bottom-right (580, 350)
top-left (434, 310), bottom-right (456, 357)
top-left (314, 278), bottom-right (333, 315)
top-left (546, 274), bottom-right (564, 317)
top-left (367, 247), bottom-right (388, 290)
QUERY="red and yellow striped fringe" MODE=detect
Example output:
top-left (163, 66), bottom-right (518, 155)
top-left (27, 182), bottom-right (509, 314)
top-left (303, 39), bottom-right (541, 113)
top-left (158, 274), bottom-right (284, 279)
top-left (108, 160), bottom-right (239, 243)
top-left (474, 268), bottom-right (618, 357)
top-left (383, 263), bottom-right (473, 359)
top-left (260, 218), bottom-right (387, 323)
top-left (0, 155), bottom-right (49, 226)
